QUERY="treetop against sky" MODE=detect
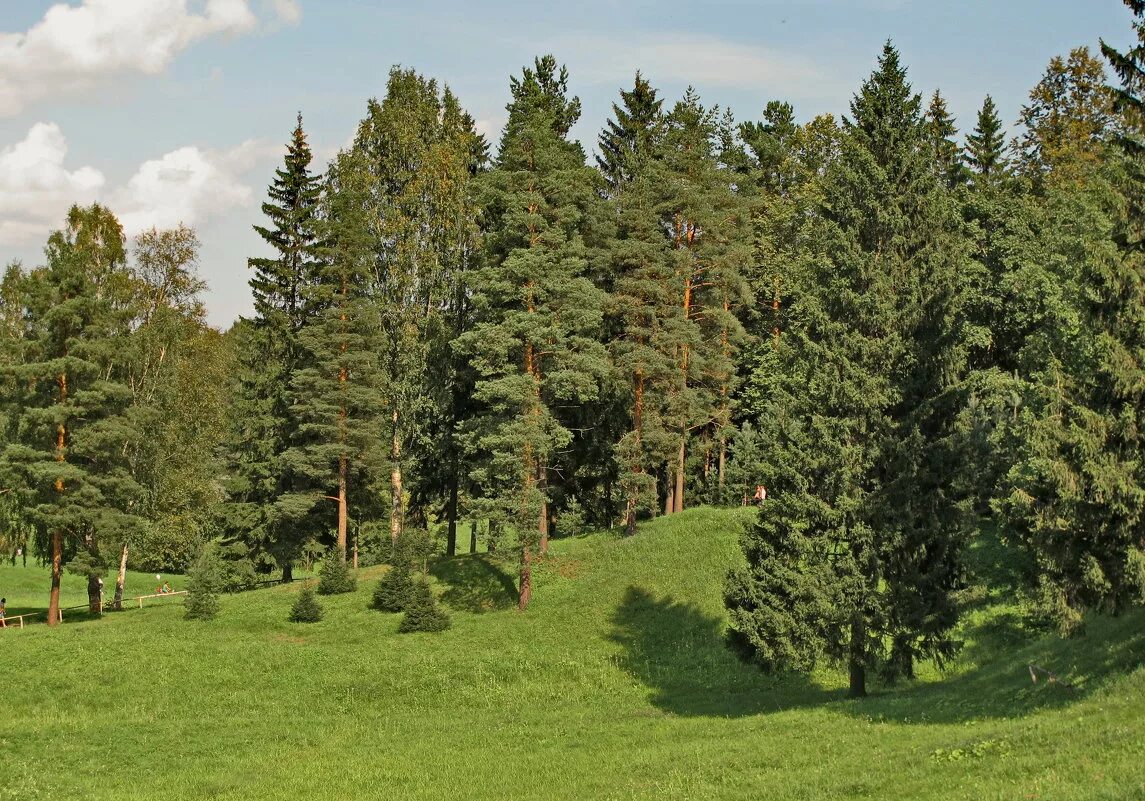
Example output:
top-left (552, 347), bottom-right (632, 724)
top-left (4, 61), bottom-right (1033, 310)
top-left (0, 0), bottom-right (1134, 327)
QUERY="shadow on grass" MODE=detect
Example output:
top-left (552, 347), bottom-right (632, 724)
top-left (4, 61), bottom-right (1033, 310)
top-left (609, 585), bottom-right (1145, 724)
top-left (609, 585), bottom-right (840, 717)
top-left (429, 554), bottom-right (518, 613)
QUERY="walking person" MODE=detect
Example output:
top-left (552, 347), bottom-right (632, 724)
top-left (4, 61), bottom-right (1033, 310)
top-left (0, 597), bottom-right (6, 628)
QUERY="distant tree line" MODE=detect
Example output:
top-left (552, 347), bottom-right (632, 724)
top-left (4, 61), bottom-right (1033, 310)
top-left (0, 5), bottom-right (1142, 695)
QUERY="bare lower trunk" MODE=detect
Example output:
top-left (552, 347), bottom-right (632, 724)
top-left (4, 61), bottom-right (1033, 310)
top-left (518, 541), bottom-right (533, 611)
top-left (664, 476), bottom-right (674, 517)
top-left (337, 455), bottom-right (348, 559)
top-left (48, 530), bottom-right (62, 627)
top-left (282, 563), bottom-right (293, 583)
top-left (114, 542), bottom-right (128, 610)
top-left (488, 520), bottom-right (498, 554)
top-left (539, 467), bottom-right (549, 557)
top-left (390, 411), bottom-right (403, 546)
top-left (446, 470), bottom-right (459, 558)
top-left (625, 497), bottom-right (637, 537)
top-left (469, 520), bottom-right (477, 554)
top-left (673, 437), bottom-right (685, 513)
top-left (718, 437), bottom-right (727, 496)
top-left (87, 574), bottom-right (102, 615)
top-left (849, 614), bottom-right (867, 698)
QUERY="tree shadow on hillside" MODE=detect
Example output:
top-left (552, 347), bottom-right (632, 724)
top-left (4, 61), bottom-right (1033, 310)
top-left (609, 585), bottom-right (841, 717)
top-left (844, 606), bottom-right (1145, 726)
top-left (609, 585), bottom-right (1145, 724)
top-left (429, 554), bottom-right (517, 613)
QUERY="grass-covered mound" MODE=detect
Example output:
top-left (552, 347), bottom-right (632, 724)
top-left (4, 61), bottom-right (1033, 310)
top-left (0, 507), bottom-right (1142, 800)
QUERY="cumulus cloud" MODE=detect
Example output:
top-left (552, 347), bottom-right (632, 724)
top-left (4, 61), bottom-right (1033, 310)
top-left (0, 122), bottom-right (268, 247)
top-left (0, 122), bottom-right (105, 243)
top-left (0, 0), bottom-right (273, 115)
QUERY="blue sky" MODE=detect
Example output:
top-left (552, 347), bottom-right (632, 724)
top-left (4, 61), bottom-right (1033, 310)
top-left (0, 0), bottom-right (1135, 327)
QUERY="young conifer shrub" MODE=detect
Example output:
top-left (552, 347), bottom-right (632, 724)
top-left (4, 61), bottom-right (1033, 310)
top-left (370, 562), bottom-right (413, 612)
top-left (397, 578), bottom-right (451, 633)
top-left (317, 551), bottom-right (357, 595)
top-left (289, 584), bottom-right (324, 623)
top-left (184, 547), bottom-right (224, 621)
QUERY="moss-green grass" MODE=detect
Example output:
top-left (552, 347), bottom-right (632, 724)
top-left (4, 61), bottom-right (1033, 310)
top-left (1, 507), bottom-right (1143, 800)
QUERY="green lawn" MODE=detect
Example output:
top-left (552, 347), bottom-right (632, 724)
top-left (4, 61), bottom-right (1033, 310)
top-left (1, 507), bottom-right (1143, 800)
top-left (0, 561), bottom-right (186, 625)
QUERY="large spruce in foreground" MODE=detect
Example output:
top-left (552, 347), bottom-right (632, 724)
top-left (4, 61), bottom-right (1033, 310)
top-left (725, 44), bottom-right (971, 696)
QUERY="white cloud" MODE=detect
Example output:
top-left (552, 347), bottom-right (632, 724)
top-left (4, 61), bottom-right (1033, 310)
top-left (270, 0), bottom-right (302, 25)
top-left (0, 122), bottom-right (105, 243)
top-left (0, 0), bottom-right (263, 116)
top-left (0, 122), bottom-right (269, 247)
top-left (113, 144), bottom-right (255, 235)
top-left (548, 31), bottom-right (839, 95)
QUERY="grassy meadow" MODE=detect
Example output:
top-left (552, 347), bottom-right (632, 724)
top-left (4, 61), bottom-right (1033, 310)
top-left (1, 507), bottom-right (1143, 800)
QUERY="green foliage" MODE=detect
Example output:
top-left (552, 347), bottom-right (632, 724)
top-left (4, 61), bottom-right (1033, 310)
top-left (397, 577), bottom-right (451, 633)
top-left (288, 583), bottom-right (323, 623)
top-left (370, 562), bottom-right (413, 612)
top-left (316, 550), bottom-right (357, 595)
top-left (184, 547), bottom-right (223, 621)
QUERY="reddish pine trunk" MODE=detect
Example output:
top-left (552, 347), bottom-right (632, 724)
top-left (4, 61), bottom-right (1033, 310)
top-left (337, 454), bottom-right (348, 559)
top-left (48, 530), bottom-right (62, 627)
top-left (518, 537), bottom-right (533, 611)
top-left (674, 437), bottom-right (685, 513)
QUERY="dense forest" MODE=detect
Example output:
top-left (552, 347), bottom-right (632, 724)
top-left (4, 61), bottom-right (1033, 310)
top-left (3, 5), bottom-right (1145, 699)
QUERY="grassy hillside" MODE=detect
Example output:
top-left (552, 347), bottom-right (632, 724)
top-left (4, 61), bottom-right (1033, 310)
top-left (1, 507), bottom-right (1142, 800)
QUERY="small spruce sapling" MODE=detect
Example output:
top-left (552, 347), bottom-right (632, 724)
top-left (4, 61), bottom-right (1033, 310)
top-left (184, 547), bottom-right (224, 621)
top-left (398, 577), bottom-right (451, 633)
top-left (317, 550), bottom-right (357, 595)
top-left (371, 562), bottom-right (413, 612)
top-left (289, 584), bottom-right (324, 623)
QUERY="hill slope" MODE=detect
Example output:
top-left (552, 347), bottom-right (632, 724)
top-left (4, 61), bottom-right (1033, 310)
top-left (1, 507), bottom-right (1142, 800)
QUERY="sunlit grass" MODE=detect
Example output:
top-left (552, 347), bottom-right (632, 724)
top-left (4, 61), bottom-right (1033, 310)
top-left (1, 507), bottom-right (1142, 800)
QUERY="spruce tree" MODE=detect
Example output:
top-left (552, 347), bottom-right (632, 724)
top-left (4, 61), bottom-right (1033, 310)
top-left (458, 56), bottom-right (610, 609)
top-left (397, 577), bottom-right (451, 632)
top-left (964, 95), bottom-right (1010, 183)
top-left (289, 584), bottom-right (324, 622)
top-left (185, 546), bottom-right (224, 621)
top-left (596, 72), bottom-right (664, 193)
top-left (224, 115), bottom-right (323, 580)
top-left (317, 548), bottom-right (357, 595)
top-left (726, 43), bottom-right (970, 696)
top-left (926, 90), bottom-right (968, 187)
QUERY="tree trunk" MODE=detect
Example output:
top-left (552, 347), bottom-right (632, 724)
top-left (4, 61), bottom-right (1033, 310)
top-left (625, 497), bottom-right (637, 537)
top-left (469, 520), bottom-right (477, 554)
top-left (718, 436), bottom-right (727, 498)
top-left (114, 542), bottom-right (128, 610)
top-left (488, 520), bottom-right (498, 554)
top-left (390, 410), bottom-right (403, 547)
top-left (337, 454), bottom-right (348, 559)
top-left (87, 574), bottom-right (102, 615)
top-left (538, 466), bottom-right (549, 557)
top-left (674, 436), bottom-right (685, 513)
top-left (48, 530), bottom-right (62, 627)
top-left (446, 465), bottom-right (459, 558)
top-left (664, 475), bottom-right (674, 517)
top-left (282, 562), bottom-right (293, 584)
top-left (518, 540), bottom-right (533, 611)
top-left (849, 614), bottom-right (867, 698)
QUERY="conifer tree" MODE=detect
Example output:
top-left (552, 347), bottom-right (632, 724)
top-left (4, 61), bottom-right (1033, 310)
top-left (596, 72), bottom-right (664, 193)
top-left (0, 204), bottom-right (145, 626)
top-left (926, 90), bottom-right (968, 187)
top-left (459, 56), bottom-right (609, 609)
top-left (964, 95), bottom-right (1010, 183)
top-left (277, 144), bottom-right (388, 563)
top-left (726, 44), bottom-right (970, 696)
top-left (225, 115), bottom-right (323, 580)
top-left (289, 583), bottom-right (324, 622)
